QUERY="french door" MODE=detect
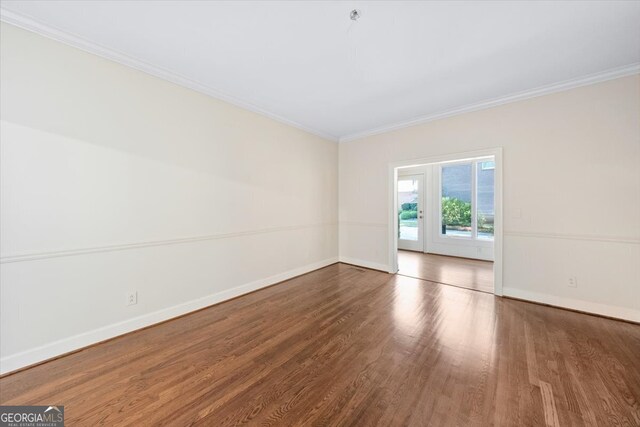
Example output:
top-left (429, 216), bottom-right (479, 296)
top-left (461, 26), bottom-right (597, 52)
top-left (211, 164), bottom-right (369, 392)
top-left (397, 174), bottom-right (424, 251)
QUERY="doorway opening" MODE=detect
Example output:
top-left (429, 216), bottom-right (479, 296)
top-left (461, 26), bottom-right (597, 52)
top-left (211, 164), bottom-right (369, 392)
top-left (388, 149), bottom-right (502, 295)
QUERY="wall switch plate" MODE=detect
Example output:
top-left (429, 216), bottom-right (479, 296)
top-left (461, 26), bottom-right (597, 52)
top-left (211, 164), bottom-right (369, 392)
top-left (568, 277), bottom-right (578, 288)
top-left (127, 291), bottom-right (138, 306)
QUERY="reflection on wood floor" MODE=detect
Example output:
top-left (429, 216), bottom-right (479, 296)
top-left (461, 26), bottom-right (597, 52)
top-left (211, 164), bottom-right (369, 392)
top-left (2, 263), bottom-right (639, 425)
top-left (398, 250), bottom-right (494, 293)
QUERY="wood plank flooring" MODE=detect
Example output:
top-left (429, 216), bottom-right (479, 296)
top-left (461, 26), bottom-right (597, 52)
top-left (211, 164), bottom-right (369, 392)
top-left (398, 250), bottom-right (494, 293)
top-left (1, 263), bottom-right (639, 426)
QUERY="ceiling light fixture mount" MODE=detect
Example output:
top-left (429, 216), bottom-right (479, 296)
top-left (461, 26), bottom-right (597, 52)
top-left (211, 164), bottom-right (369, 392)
top-left (350, 9), bottom-right (361, 21)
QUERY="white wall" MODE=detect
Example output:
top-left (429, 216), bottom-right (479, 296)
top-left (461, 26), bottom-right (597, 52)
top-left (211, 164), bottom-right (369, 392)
top-left (0, 23), bottom-right (338, 373)
top-left (339, 74), bottom-right (640, 322)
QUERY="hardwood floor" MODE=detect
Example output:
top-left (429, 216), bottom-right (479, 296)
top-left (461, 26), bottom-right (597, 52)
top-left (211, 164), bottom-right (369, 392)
top-left (398, 250), bottom-right (494, 293)
top-left (1, 263), bottom-right (639, 426)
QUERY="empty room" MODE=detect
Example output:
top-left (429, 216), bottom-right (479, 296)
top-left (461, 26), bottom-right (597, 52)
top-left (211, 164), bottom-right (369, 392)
top-left (0, 1), bottom-right (639, 426)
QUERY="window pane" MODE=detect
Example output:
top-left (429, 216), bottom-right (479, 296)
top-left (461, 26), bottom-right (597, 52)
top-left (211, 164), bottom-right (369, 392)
top-left (477, 161), bottom-right (495, 240)
top-left (398, 178), bottom-right (419, 241)
top-left (441, 164), bottom-right (472, 237)
top-left (479, 161), bottom-right (495, 171)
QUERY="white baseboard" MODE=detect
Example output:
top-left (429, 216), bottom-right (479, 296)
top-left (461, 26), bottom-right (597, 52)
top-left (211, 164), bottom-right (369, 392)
top-left (0, 257), bottom-right (338, 375)
top-left (339, 256), bottom-right (390, 273)
top-left (502, 287), bottom-right (640, 323)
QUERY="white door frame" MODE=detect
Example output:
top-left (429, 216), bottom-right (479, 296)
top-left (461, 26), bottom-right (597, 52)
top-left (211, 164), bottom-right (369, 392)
top-left (397, 173), bottom-right (425, 252)
top-left (387, 148), bottom-right (503, 296)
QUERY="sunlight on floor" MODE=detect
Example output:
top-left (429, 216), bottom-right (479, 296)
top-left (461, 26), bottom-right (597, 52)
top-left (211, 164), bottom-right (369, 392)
top-left (397, 250), bottom-right (494, 293)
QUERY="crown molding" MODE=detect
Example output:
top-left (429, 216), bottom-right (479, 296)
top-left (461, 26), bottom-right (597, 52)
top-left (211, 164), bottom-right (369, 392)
top-left (339, 63), bottom-right (640, 143)
top-left (0, 8), bottom-right (339, 142)
top-left (2, 7), bottom-right (638, 144)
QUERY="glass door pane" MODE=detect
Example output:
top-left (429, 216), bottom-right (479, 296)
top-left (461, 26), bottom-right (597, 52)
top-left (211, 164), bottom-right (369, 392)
top-left (398, 178), bottom-right (419, 241)
top-left (441, 163), bottom-right (472, 238)
top-left (477, 161), bottom-right (495, 240)
top-left (397, 174), bottom-right (424, 252)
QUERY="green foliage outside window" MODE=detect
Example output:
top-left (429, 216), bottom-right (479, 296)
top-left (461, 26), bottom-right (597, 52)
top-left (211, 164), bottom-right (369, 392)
top-left (441, 197), bottom-right (471, 227)
top-left (400, 210), bottom-right (418, 220)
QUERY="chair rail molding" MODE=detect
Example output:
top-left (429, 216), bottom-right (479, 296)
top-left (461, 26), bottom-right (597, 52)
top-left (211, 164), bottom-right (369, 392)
top-left (0, 222), bottom-right (338, 264)
top-left (504, 231), bottom-right (640, 245)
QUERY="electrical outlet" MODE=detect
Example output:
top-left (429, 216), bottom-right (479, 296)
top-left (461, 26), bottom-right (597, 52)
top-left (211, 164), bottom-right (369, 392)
top-left (568, 277), bottom-right (577, 288)
top-left (126, 291), bottom-right (138, 306)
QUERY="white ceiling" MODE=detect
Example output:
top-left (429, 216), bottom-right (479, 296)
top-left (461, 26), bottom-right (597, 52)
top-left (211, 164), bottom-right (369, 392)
top-left (1, 1), bottom-right (639, 141)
